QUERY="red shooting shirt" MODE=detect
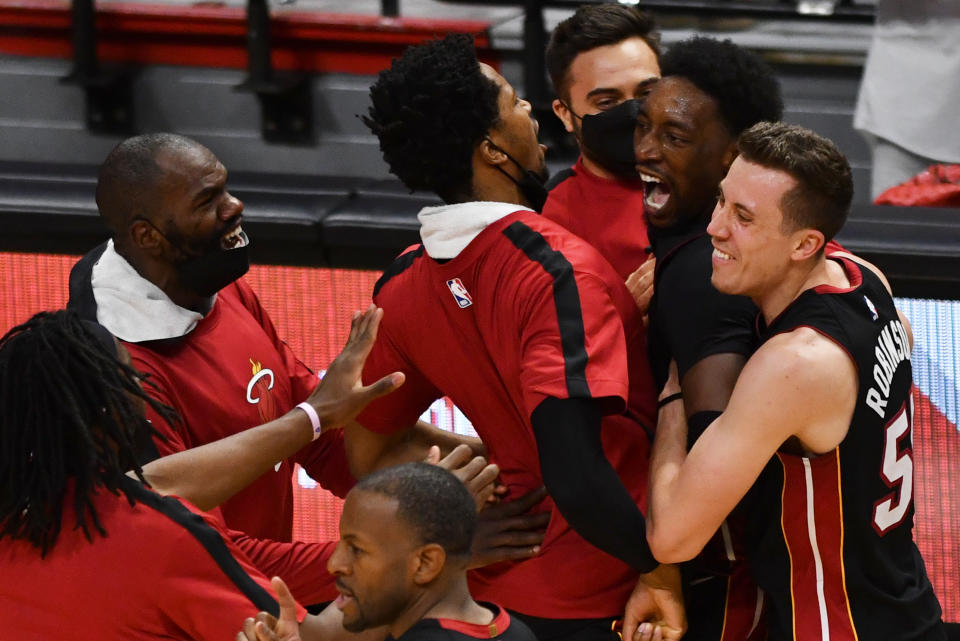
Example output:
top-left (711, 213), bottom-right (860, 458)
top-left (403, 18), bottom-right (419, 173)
top-left (357, 210), bottom-right (657, 618)
top-left (0, 479), bottom-right (306, 641)
top-left (542, 157), bottom-right (652, 281)
top-left (127, 279), bottom-right (354, 542)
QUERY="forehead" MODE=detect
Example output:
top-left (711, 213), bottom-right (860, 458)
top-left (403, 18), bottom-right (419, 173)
top-left (640, 76), bottom-right (720, 125)
top-left (341, 489), bottom-right (408, 544)
top-left (567, 37), bottom-right (659, 95)
top-left (154, 144), bottom-right (223, 192)
top-left (723, 157), bottom-right (796, 217)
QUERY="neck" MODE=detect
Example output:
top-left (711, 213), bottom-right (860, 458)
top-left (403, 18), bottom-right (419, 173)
top-left (114, 242), bottom-right (211, 313)
top-left (388, 575), bottom-right (490, 639)
top-left (580, 153), bottom-right (616, 181)
top-left (471, 169), bottom-right (529, 208)
top-left (757, 254), bottom-right (838, 324)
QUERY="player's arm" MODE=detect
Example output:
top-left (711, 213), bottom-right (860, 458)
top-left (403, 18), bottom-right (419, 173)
top-left (531, 395), bottom-right (659, 572)
top-left (646, 331), bottom-right (857, 563)
top-left (140, 306), bottom-right (403, 510)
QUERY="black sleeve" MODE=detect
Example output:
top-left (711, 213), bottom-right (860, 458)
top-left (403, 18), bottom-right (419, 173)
top-left (531, 396), bottom-right (658, 573)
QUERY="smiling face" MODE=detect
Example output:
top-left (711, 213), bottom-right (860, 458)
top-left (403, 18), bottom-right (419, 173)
top-left (152, 144), bottom-right (247, 260)
top-left (634, 76), bottom-right (737, 229)
top-left (707, 156), bottom-right (801, 300)
top-left (481, 63), bottom-right (548, 179)
top-left (327, 489), bottom-right (419, 633)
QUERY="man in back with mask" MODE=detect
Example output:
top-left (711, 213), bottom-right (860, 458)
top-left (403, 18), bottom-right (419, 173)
top-left (542, 3), bottom-right (660, 282)
top-left (345, 34), bottom-right (683, 641)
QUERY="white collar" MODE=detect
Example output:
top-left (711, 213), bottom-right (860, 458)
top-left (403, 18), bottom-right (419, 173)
top-left (92, 239), bottom-right (213, 342)
top-left (418, 201), bottom-right (532, 259)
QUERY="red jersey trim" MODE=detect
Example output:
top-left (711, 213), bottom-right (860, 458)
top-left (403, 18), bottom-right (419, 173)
top-left (813, 257), bottom-right (863, 295)
top-left (436, 604), bottom-right (511, 638)
top-left (777, 451), bottom-right (859, 641)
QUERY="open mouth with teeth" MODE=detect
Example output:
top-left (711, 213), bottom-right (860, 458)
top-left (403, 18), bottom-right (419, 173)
top-left (639, 172), bottom-right (671, 215)
top-left (221, 225), bottom-right (249, 250)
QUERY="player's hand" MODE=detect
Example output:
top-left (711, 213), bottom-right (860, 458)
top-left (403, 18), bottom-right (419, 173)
top-left (237, 577), bottom-right (301, 641)
top-left (469, 486), bottom-right (550, 569)
top-left (622, 564), bottom-right (685, 641)
top-left (625, 257), bottom-right (656, 317)
top-left (306, 305), bottom-right (405, 432)
top-left (425, 444), bottom-right (500, 509)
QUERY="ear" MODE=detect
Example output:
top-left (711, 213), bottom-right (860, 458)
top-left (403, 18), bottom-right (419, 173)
top-left (791, 228), bottom-right (826, 262)
top-left (410, 543), bottom-right (446, 587)
top-left (552, 99), bottom-right (575, 134)
top-left (128, 218), bottom-right (166, 257)
top-left (477, 137), bottom-right (509, 169)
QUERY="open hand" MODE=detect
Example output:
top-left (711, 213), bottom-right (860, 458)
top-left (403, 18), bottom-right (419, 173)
top-left (307, 305), bottom-right (404, 432)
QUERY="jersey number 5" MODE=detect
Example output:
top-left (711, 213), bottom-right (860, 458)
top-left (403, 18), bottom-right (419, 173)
top-left (872, 399), bottom-right (914, 535)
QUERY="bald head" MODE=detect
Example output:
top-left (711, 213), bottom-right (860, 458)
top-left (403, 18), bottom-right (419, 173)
top-left (96, 133), bottom-right (207, 237)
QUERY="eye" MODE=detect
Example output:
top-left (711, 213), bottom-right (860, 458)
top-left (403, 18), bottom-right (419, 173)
top-left (666, 133), bottom-right (688, 145)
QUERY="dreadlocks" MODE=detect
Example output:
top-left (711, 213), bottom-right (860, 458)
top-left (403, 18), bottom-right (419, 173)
top-left (0, 310), bottom-right (174, 555)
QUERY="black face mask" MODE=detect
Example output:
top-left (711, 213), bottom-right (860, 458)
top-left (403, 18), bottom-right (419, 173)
top-left (174, 240), bottom-right (250, 298)
top-left (142, 218), bottom-right (251, 298)
top-left (485, 139), bottom-right (550, 213)
top-left (566, 99), bottom-right (642, 179)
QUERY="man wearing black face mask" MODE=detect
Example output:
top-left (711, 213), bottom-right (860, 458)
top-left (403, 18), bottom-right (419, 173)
top-left (542, 3), bottom-right (660, 281)
top-left (348, 35), bottom-right (683, 641)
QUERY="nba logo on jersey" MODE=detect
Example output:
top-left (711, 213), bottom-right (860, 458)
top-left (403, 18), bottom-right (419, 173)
top-left (447, 278), bottom-right (473, 308)
top-left (864, 295), bottom-right (878, 321)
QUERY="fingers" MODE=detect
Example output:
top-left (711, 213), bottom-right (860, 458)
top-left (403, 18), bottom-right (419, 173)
top-left (423, 445), bottom-right (441, 464)
top-left (271, 576), bottom-right (299, 626)
top-left (361, 371), bottom-right (405, 401)
top-left (239, 618), bottom-right (257, 641)
top-left (255, 620), bottom-right (281, 641)
top-left (483, 486), bottom-right (547, 517)
top-left (434, 443), bottom-right (474, 471)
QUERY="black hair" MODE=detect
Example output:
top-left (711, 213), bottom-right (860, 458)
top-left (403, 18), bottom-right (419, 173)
top-left (659, 37), bottom-right (783, 136)
top-left (0, 310), bottom-right (175, 555)
top-left (738, 121), bottom-right (853, 243)
top-left (546, 4), bottom-right (660, 100)
top-left (362, 34), bottom-right (501, 203)
top-left (354, 462), bottom-right (476, 559)
top-left (96, 132), bottom-right (202, 235)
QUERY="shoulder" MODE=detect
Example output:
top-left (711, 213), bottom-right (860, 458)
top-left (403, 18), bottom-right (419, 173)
top-left (748, 328), bottom-right (856, 398)
top-left (545, 166), bottom-right (577, 192)
top-left (374, 244), bottom-right (426, 299)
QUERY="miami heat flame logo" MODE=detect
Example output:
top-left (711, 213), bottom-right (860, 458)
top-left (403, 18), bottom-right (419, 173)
top-left (246, 359), bottom-right (277, 424)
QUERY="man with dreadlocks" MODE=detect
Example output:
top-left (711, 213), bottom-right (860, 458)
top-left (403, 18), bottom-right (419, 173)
top-left (0, 307), bottom-right (401, 640)
top-left (343, 34), bottom-right (683, 641)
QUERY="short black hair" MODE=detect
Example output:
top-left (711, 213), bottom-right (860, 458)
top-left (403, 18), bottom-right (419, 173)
top-left (660, 37), bottom-right (783, 136)
top-left (355, 462), bottom-right (476, 559)
top-left (362, 34), bottom-right (501, 203)
top-left (0, 310), bottom-right (175, 555)
top-left (546, 4), bottom-right (660, 100)
top-left (738, 121), bottom-right (852, 243)
top-left (96, 133), bottom-right (202, 234)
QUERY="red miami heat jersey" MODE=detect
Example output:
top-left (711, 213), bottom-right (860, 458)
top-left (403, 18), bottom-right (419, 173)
top-left (357, 210), bottom-right (658, 619)
top-left (127, 280), bottom-right (353, 541)
top-left (749, 257), bottom-right (944, 641)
